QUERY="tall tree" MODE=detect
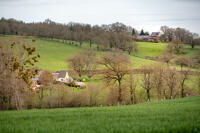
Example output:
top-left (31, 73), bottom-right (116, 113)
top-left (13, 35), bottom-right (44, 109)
top-left (141, 67), bottom-right (153, 102)
top-left (99, 49), bottom-right (130, 104)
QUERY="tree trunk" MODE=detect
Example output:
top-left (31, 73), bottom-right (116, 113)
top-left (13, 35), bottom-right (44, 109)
top-left (89, 40), bottom-right (92, 48)
top-left (118, 80), bottom-right (122, 105)
top-left (181, 78), bottom-right (186, 98)
top-left (170, 87), bottom-right (173, 99)
top-left (146, 89), bottom-right (150, 102)
top-left (157, 88), bottom-right (161, 100)
top-left (192, 44), bottom-right (194, 49)
top-left (130, 89), bottom-right (134, 104)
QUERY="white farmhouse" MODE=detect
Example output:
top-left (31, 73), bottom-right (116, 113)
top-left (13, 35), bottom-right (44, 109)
top-left (54, 70), bottom-right (73, 83)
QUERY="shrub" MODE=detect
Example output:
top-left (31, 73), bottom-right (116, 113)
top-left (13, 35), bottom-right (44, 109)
top-left (81, 75), bottom-right (89, 82)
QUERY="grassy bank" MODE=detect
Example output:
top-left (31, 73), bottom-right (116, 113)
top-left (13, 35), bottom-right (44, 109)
top-left (0, 96), bottom-right (199, 133)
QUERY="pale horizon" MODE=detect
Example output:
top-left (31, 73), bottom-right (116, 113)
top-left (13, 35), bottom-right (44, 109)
top-left (1, 0), bottom-right (200, 34)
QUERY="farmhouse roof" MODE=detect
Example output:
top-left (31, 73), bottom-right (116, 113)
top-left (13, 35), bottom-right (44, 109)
top-left (34, 70), bottom-right (43, 81)
top-left (151, 32), bottom-right (160, 37)
top-left (57, 70), bottom-right (67, 78)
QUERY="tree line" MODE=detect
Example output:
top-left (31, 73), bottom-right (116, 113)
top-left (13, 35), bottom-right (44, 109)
top-left (160, 26), bottom-right (200, 49)
top-left (0, 18), bottom-right (138, 54)
top-left (1, 18), bottom-right (199, 53)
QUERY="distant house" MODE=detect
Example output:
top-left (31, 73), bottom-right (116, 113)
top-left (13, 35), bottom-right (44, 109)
top-left (32, 70), bottom-right (43, 89)
top-left (32, 70), bottom-right (73, 89)
top-left (137, 35), bottom-right (150, 40)
top-left (54, 70), bottom-right (73, 83)
top-left (137, 32), bottom-right (160, 41)
top-left (149, 32), bottom-right (160, 39)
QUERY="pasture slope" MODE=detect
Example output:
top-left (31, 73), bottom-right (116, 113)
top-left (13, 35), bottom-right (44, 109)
top-left (33, 38), bottom-right (158, 71)
top-left (1, 35), bottom-right (199, 71)
top-left (0, 96), bottom-right (200, 133)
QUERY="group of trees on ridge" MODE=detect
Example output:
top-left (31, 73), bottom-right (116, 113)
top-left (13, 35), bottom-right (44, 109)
top-left (0, 18), bottom-right (200, 52)
top-left (160, 26), bottom-right (200, 49)
top-left (0, 18), bottom-right (138, 54)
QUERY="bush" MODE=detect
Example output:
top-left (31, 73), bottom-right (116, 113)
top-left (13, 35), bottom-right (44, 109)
top-left (81, 75), bottom-right (89, 82)
top-left (153, 38), bottom-right (159, 43)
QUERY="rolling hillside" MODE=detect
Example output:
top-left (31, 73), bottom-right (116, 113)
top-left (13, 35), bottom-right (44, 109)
top-left (1, 35), bottom-right (199, 71)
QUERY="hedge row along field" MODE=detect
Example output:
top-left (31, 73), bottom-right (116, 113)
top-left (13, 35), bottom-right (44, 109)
top-left (0, 96), bottom-right (199, 133)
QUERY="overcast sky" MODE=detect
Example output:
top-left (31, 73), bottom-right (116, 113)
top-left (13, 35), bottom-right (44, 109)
top-left (0, 0), bottom-right (200, 34)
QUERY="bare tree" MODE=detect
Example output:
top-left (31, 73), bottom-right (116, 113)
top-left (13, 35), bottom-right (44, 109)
top-left (68, 54), bottom-right (86, 78)
top-left (84, 83), bottom-right (101, 106)
top-left (141, 67), bottom-right (153, 102)
top-left (164, 68), bottom-right (180, 99)
top-left (129, 72), bottom-right (138, 104)
top-left (38, 71), bottom-right (54, 86)
top-left (175, 56), bottom-right (193, 70)
top-left (68, 48), bottom-right (97, 79)
top-left (176, 57), bottom-right (193, 97)
top-left (0, 37), bottom-right (39, 110)
top-left (126, 41), bottom-right (138, 55)
top-left (38, 70), bottom-right (54, 100)
top-left (159, 54), bottom-right (174, 65)
top-left (81, 48), bottom-right (98, 78)
top-left (151, 63), bottom-right (166, 100)
top-left (192, 38), bottom-right (200, 49)
top-left (165, 39), bottom-right (184, 54)
top-left (99, 49), bottom-right (130, 104)
top-left (198, 73), bottom-right (200, 94)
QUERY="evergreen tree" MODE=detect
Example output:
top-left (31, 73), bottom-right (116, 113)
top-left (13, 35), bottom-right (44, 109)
top-left (132, 28), bottom-right (136, 36)
top-left (140, 29), bottom-right (145, 35)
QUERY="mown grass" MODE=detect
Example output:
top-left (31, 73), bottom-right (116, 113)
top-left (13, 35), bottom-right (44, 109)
top-left (0, 96), bottom-right (200, 133)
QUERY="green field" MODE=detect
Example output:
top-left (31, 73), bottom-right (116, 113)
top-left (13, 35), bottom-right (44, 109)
top-left (133, 42), bottom-right (167, 57)
top-left (33, 39), bottom-right (159, 71)
top-left (32, 39), bottom-right (200, 71)
top-left (1, 36), bottom-right (199, 71)
top-left (0, 96), bottom-right (200, 133)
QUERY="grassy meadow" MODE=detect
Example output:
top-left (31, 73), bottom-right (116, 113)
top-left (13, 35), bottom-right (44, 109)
top-left (31, 38), bottom-right (200, 71)
top-left (1, 35), bottom-right (199, 71)
top-left (33, 39), bottom-right (159, 71)
top-left (0, 35), bottom-right (199, 91)
top-left (0, 96), bottom-right (200, 133)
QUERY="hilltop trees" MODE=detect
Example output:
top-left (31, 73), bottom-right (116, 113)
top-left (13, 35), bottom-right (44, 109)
top-left (140, 29), bottom-right (145, 35)
top-left (0, 18), bottom-right (137, 53)
top-left (160, 25), bottom-right (199, 49)
top-left (192, 38), bottom-right (200, 49)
